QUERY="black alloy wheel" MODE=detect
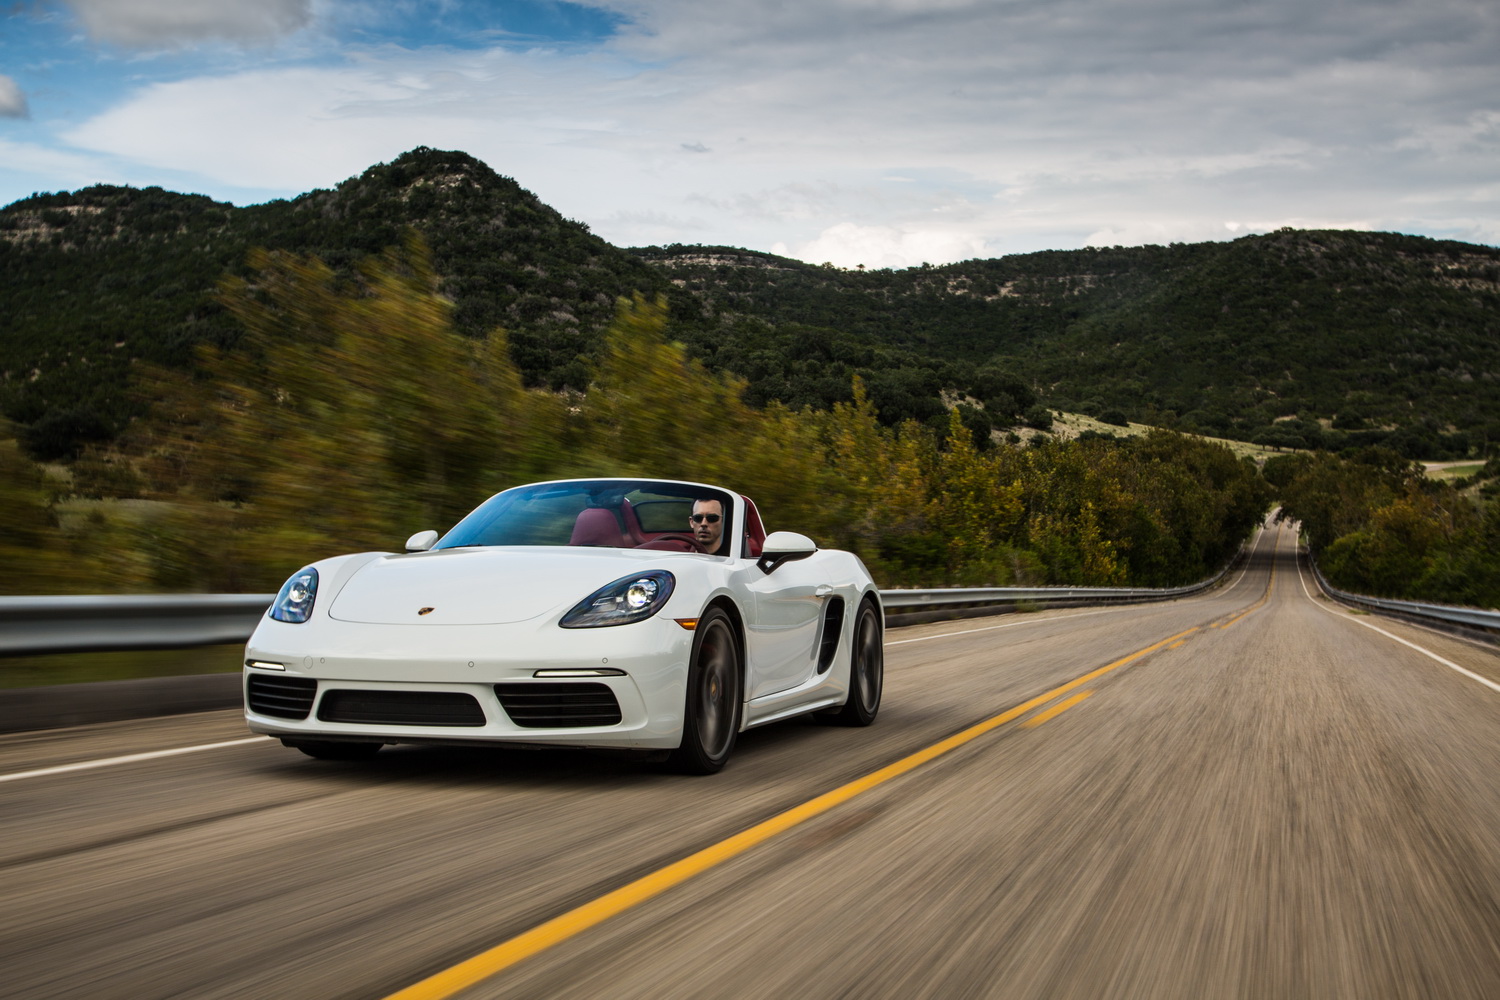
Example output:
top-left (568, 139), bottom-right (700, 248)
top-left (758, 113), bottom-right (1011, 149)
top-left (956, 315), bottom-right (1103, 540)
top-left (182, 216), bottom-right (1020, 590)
top-left (667, 607), bottom-right (742, 774)
top-left (832, 600), bottom-right (882, 726)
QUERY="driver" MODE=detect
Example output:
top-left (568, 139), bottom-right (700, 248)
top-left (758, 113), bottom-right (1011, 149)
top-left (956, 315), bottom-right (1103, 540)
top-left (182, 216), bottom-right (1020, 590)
top-left (689, 498), bottom-right (725, 553)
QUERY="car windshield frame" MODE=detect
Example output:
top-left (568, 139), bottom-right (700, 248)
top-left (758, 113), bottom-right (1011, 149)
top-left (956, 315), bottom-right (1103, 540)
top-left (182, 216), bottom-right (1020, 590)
top-left (434, 480), bottom-right (737, 555)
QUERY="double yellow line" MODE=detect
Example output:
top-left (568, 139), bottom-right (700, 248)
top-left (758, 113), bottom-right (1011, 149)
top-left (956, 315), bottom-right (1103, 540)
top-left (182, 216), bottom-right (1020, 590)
top-left (1216, 537), bottom-right (1278, 630)
top-left (1023, 688), bottom-right (1095, 728)
top-left (385, 626), bottom-right (1198, 1000)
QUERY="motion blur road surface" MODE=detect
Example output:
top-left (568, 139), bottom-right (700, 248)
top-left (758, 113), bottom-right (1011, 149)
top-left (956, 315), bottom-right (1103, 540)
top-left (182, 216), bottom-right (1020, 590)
top-left (2, 523), bottom-right (1498, 999)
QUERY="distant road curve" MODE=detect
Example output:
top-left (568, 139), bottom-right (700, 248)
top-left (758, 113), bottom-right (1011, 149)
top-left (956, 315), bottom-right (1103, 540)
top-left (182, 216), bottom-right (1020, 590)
top-left (1, 523), bottom-right (1498, 999)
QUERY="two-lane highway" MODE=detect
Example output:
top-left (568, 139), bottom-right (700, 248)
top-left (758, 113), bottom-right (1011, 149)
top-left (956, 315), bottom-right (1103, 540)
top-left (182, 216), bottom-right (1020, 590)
top-left (2, 523), bottom-right (1498, 999)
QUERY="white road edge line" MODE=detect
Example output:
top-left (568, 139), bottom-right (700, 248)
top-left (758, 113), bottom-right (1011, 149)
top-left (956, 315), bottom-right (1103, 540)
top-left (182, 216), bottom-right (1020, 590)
top-left (0, 736), bottom-right (271, 785)
top-left (888, 522), bottom-right (1269, 648)
top-left (1294, 545), bottom-right (1500, 695)
top-left (5, 527), bottom-right (1278, 785)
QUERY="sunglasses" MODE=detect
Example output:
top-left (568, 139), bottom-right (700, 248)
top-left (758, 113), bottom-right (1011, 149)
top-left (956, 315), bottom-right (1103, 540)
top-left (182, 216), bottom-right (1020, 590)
top-left (689, 513), bottom-right (722, 524)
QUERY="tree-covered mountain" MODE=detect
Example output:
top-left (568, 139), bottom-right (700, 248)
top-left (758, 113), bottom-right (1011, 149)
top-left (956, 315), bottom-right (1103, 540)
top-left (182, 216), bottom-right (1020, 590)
top-left (0, 147), bottom-right (666, 457)
top-left (641, 233), bottom-right (1500, 457)
top-left (3, 147), bottom-right (1498, 460)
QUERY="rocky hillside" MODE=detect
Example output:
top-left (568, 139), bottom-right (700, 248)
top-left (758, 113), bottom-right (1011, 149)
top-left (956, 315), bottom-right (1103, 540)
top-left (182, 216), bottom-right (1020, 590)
top-left (4, 147), bottom-right (1499, 460)
top-left (641, 232), bottom-right (1500, 456)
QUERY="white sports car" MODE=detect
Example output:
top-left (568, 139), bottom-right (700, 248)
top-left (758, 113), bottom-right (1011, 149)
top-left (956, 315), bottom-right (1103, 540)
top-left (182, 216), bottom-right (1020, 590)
top-left (243, 478), bottom-right (883, 773)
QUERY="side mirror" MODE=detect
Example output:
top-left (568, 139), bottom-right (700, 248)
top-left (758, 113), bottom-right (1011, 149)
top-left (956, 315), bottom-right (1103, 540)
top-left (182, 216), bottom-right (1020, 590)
top-left (757, 531), bottom-right (818, 574)
top-left (405, 529), bottom-right (440, 553)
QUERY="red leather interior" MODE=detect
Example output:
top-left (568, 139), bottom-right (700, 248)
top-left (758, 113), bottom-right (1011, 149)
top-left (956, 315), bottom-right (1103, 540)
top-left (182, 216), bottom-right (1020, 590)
top-left (569, 507), bottom-right (631, 547)
top-left (572, 496), bottom-right (763, 557)
top-left (741, 495), bottom-right (767, 557)
top-left (619, 499), bottom-right (647, 545)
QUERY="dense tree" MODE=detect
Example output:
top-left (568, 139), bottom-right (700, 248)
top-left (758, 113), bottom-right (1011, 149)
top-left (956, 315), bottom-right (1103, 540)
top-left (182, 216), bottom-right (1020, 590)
top-left (1274, 449), bottom-right (1500, 607)
top-left (6, 150), bottom-right (1498, 461)
top-left (40, 241), bottom-right (1270, 596)
top-left (645, 231), bottom-right (1500, 456)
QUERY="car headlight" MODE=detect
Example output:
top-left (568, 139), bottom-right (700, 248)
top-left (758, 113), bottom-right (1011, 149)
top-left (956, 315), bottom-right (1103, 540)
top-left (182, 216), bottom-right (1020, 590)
top-left (560, 571), bottom-right (675, 628)
top-left (269, 568), bottom-right (319, 623)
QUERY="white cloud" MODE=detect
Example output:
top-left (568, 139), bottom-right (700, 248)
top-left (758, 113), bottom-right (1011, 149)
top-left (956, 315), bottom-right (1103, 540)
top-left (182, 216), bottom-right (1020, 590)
top-left (0, 76), bottom-right (28, 118)
top-left (780, 222), bottom-right (991, 269)
top-left (58, 49), bottom-right (650, 192)
top-left (20, 0), bottom-right (1500, 259)
top-left (62, 68), bottom-right (411, 190)
top-left (1395, 109), bottom-right (1500, 156)
top-left (63, 0), bottom-right (313, 48)
top-left (0, 139), bottom-right (112, 185)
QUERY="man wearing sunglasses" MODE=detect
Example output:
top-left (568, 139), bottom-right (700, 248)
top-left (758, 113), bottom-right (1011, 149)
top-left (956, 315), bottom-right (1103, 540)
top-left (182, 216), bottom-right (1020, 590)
top-left (689, 498), bottom-right (725, 553)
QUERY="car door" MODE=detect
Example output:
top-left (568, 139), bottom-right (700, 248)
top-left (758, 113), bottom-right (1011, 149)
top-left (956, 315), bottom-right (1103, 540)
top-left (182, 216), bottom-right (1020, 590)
top-left (737, 555), bottom-right (832, 700)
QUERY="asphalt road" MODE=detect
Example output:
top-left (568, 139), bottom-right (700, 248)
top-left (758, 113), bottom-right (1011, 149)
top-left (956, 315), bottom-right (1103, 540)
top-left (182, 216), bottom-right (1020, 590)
top-left (2, 523), bottom-right (1498, 999)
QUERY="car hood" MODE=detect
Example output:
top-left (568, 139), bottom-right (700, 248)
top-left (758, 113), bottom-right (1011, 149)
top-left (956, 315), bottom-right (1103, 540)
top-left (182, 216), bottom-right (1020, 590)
top-left (326, 546), bottom-right (685, 626)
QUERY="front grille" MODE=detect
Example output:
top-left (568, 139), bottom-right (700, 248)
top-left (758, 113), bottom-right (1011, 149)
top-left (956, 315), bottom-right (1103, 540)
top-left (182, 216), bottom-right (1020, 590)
top-left (316, 690), bottom-right (486, 727)
top-left (247, 674), bottom-right (317, 719)
top-left (494, 683), bottom-right (623, 728)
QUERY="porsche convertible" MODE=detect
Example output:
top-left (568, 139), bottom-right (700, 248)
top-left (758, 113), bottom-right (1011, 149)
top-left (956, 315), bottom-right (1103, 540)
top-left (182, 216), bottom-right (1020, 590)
top-left (242, 478), bottom-right (883, 773)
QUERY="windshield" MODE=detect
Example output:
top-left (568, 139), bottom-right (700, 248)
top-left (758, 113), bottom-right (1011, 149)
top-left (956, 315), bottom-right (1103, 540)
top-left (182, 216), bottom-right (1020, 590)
top-left (435, 480), bottom-right (736, 555)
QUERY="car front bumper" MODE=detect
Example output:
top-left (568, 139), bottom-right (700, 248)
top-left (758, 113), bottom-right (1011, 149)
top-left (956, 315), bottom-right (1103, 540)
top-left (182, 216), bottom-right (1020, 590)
top-left (242, 614), bottom-right (694, 749)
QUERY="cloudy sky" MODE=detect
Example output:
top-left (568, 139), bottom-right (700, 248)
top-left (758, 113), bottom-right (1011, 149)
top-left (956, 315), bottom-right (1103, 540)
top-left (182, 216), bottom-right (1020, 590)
top-left (2, 0), bottom-right (1497, 267)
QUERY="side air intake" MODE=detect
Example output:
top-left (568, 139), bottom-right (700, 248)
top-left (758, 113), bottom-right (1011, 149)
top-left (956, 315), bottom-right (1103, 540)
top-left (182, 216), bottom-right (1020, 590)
top-left (816, 598), bottom-right (846, 673)
top-left (246, 674), bottom-right (317, 720)
top-left (493, 683), bottom-right (623, 728)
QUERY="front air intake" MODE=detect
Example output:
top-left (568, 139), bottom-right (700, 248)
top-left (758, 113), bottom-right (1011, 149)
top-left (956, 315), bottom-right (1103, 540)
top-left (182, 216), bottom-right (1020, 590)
top-left (317, 690), bottom-right (486, 727)
top-left (493, 683), bottom-right (623, 728)
top-left (247, 674), bottom-right (317, 719)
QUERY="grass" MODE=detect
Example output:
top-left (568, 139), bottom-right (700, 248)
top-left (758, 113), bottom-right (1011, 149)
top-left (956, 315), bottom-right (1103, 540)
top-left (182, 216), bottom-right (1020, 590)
top-left (1423, 461), bottom-right (1486, 481)
top-left (1030, 412), bottom-right (1292, 463)
top-left (51, 495), bottom-right (177, 528)
top-left (0, 645), bottom-right (245, 689)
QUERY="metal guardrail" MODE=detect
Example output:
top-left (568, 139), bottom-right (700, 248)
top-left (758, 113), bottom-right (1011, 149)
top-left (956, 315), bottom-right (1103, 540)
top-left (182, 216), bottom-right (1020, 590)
top-left (880, 545), bottom-right (1246, 623)
top-left (0, 594), bottom-right (273, 657)
top-left (1307, 559), bottom-right (1500, 638)
top-left (880, 576), bottom-right (1227, 623)
top-left (0, 553), bottom-right (1246, 657)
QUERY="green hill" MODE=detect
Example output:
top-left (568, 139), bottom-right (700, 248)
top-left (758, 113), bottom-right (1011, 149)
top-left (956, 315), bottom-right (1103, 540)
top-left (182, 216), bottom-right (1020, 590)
top-left (640, 233), bottom-right (1500, 456)
top-left (3, 147), bottom-right (1498, 460)
top-left (0, 147), bottom-right (666, 458)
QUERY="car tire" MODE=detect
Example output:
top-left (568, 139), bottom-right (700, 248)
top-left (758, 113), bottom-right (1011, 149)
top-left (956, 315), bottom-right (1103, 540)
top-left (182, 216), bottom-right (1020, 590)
top-left (285, 740), bottom-right (383, 761)
top-left (666, 607), bottom-right (742, 774)
top-left (830, 600), bottom-right (882, 726)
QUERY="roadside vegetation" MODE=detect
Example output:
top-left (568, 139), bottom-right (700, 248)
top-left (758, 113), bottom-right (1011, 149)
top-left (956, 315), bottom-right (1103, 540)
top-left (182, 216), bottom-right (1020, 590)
top-left (1270, 451), bottom-right (1500, 608)
top-left (0, 646), bottom-right (244, 690)
top-left (3, 238), bottom-right (1268, 602)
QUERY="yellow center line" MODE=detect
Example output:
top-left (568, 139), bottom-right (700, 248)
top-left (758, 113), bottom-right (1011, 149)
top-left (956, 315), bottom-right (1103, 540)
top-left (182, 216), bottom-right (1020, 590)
top-left (382, 625), bottom-right (1199, 1000)
top-left (1218, 542), bottom-right (1278, 629)
top-left (1218, 598), bottom-right (1265, 629)
top-left (1022, 689), bottom-right (1093, 728)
